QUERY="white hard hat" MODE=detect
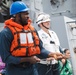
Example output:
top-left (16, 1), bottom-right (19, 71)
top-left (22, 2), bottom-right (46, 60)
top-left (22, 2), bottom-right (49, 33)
top-left (36, 13), bottom-right (51, 25)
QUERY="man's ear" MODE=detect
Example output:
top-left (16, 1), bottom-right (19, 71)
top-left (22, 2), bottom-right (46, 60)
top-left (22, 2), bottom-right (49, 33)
top-left (16, 13), bottom-right (21, 20)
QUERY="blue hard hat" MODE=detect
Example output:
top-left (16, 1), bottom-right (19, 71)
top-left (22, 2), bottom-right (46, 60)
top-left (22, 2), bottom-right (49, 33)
top-left (10, 1), bottom-right (29, 15)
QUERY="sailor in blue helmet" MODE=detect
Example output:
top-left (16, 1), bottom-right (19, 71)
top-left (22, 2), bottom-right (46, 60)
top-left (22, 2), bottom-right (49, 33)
top-left (0, 1), bottom-right (63, 75)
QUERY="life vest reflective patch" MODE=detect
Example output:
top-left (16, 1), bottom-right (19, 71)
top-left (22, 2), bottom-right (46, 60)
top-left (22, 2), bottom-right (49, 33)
top-left (27, 33), bottom-right (34, 43)
top-left (6, 25), bottom-right (40, 57)
top-left (20, 33), bottom-right (27, 44)
top-left (19, 32), bottom-right (34, 44)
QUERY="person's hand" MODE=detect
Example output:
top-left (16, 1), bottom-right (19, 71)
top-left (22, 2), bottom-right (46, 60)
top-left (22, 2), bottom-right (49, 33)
top-left (55, 53), bottom-right (71, 60)
top-left (46, 57), bottom-right (54, 61)
top-left (56, 55), bottom-right (63, 60)
top-left (27, 56), bottom-right (40, 64)
top-left (55, 52), bottom-right (63, 56)
top-left (48, 52), bottom-right (56, 57)
top-left (62, 54), bottom-right (69, 59)
top-left (48, 52), bottom-right (63, 60)
top-left (21, 56), bottom-right (40, 64)
top-left (48, 52), bottom-right (59, 60)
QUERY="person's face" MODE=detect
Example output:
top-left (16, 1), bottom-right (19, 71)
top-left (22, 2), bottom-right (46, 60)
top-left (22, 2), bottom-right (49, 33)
top-left (20, 11), bottom-right (29, 25)
top-left (42, 21), bottom-right (50, 29)
top-left (65, 50), bottom-right (70, 58)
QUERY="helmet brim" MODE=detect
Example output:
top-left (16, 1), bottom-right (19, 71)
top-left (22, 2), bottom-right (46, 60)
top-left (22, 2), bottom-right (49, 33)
top-left (21, 8), bottom-right (29, 12)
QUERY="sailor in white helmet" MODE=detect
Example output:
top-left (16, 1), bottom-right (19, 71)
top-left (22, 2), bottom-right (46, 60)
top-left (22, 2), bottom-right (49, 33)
top-left (36, 13), bottom-right (63, 75)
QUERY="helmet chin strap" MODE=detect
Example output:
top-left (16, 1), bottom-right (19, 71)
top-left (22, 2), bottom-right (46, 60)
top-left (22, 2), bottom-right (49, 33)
top-left (41, 23), bottom-right (49, 29)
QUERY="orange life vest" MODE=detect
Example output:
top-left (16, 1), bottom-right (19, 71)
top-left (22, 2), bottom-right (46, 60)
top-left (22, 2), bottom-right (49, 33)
top-left (5, 19), bottom-right (40, 57)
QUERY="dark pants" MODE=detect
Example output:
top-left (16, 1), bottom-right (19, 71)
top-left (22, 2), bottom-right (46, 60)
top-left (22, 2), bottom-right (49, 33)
top-left (5, 64), bottom-right (38, 75)
top-left (36, 63), bottom-right (60, 75)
